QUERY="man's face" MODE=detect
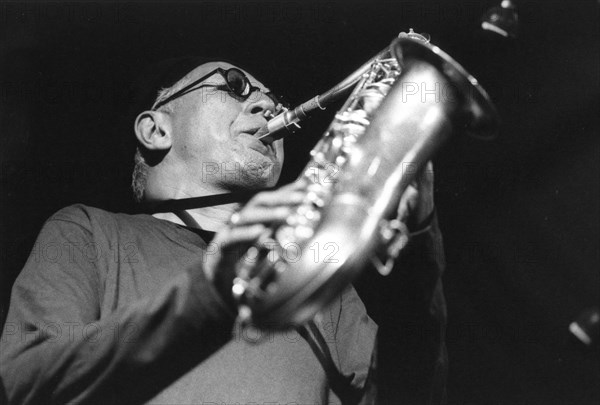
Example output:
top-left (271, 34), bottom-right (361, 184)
top-left (167, 61), bottom-right (284, 192)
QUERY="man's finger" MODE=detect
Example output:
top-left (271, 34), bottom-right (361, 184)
top-left (231, 206), bottom-right (294, 226)
top-left (246, 187), bottom-right (305, 208)
top-left (411, 161), bottom-right (434, 190)
top-left (213, 224), bottom-right (267, 250)
top-left (398, 184), bottom-right (419, 223)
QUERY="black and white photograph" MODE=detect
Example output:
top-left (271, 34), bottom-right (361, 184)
top-left (1, 1), bottom-right (598, 404)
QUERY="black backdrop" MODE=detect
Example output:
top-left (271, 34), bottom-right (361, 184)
top-left (1, 1), bottom-right (598, 404)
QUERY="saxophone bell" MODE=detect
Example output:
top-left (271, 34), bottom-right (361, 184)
top-left (230, 33), bottom-right (499, 329)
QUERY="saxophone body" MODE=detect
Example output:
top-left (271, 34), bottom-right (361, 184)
top-left (230, 34), bottom-right (499, 329)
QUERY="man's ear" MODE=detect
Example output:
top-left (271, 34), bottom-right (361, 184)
top-left (134, 110), bottom-right (173, 151)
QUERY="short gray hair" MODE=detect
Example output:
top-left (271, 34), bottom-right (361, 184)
top-left (131, 70), bottom-right (197, 202)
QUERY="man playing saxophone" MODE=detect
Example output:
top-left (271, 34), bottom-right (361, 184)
top-left (0, 57), bottom-right (446, 404)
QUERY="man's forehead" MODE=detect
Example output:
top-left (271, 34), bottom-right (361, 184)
top-left (187, 61), bottom-right (270, 92)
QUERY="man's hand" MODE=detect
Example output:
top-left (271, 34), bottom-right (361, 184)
top-left (203, 182), bottom-right (306, 289)
top-left (397, 161), bottom-right (435, 231)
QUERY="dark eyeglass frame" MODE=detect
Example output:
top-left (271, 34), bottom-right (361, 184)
top-left (152, 67), bottom-right (287, 112)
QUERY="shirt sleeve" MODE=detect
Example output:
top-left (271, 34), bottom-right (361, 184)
top-left (319, 285), bottom-right (377, 405)
top-left (388, 212), bottom-right (448, 405)
top-left (0, 210), bottom-right (236, 405)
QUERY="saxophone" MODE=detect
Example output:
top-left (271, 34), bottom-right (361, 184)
top-left (228, 31), bottom-right (499, 329)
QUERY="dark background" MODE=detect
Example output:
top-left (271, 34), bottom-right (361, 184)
top-left (1, 1), bottom-right (598, 404)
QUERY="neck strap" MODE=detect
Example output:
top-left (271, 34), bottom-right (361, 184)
top-left (139, 189), bottom-right (275, 214)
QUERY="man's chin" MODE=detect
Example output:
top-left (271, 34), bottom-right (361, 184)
top-left (228, 161), bottom-right (280, 190)
top-left (239, 173), bottom-right (278, 190)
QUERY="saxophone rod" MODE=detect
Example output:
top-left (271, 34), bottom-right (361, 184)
top-left (257, 50), bottom-right (387, 143)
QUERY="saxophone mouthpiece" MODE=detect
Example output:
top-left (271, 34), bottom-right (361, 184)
top-left (256, 125), bottom-right (273, 144)
top-left (257, 109), bottom-right (301, 143)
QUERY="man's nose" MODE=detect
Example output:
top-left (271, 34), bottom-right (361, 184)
top-left (244, 91), bottom-right (275, 117)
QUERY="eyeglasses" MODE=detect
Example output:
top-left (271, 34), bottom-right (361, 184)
top-left (152, 67), bottom-right (289, 113)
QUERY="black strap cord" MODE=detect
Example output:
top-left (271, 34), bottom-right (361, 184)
top-left (138, 189), bottom-right (276, 214)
